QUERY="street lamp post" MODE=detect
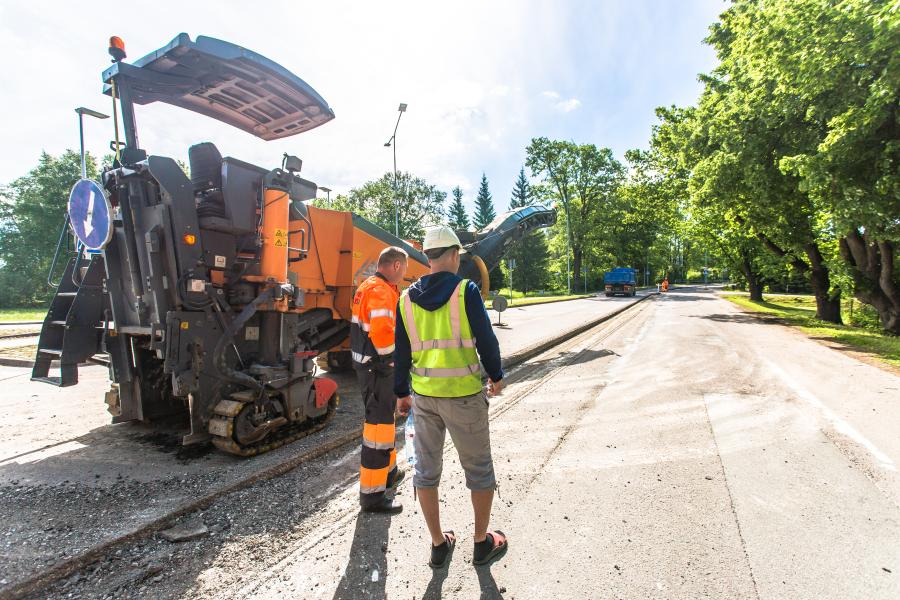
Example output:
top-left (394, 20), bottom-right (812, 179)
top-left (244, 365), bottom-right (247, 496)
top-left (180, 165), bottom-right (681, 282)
top-left (75, 107), bottom-right (109, 179)
top-left (318, 186), bottom-right (332, 207)
top-left (384, 103), bottom-right (407, 237)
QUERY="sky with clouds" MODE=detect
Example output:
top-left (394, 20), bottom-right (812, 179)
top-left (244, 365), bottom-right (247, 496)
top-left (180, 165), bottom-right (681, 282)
top-left (0, 0), bottom-right (724, 213)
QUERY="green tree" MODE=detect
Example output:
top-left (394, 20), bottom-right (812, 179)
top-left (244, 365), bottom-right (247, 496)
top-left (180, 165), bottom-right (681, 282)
top-left (323, 172), bottom-right (445, 240)
top-left (719, 0), bottom-right (900, 331)
top-left (527, 139), bottom-right (625, 292)
top-left (505, 167), bottom-right (549, 293)
top-left (447, 186), bottom-right (470, 230)
top-left (0, 150), bottom-right (96, 306)
top-left (472, 173), bottom-right (496, 230)
top-left (605, 147), bottom-right (682, 286)
top-left (659, 2), bottom-right (853, 324)
top-left (526, 138), bottom-right (575, 293)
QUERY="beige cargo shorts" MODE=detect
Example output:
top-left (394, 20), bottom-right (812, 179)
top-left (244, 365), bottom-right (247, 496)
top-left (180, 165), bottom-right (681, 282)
top-left (412, 391), bottom-right (496, 491)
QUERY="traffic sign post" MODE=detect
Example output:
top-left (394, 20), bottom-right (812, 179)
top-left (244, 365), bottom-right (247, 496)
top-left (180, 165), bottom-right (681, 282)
top-left (492, 295), bottom-right (508, 327)
top-left (68, 179), bottom-right (113, 250)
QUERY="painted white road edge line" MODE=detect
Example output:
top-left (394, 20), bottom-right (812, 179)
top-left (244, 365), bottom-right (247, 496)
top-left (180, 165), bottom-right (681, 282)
top-left (760, 356), bottom-right (896, 473)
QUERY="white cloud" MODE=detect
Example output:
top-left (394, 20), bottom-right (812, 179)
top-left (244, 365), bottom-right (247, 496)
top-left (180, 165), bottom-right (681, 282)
top-left (555, 98), bottom-right (582, 113)
top-left (540, 90), bottom-right (580, 113)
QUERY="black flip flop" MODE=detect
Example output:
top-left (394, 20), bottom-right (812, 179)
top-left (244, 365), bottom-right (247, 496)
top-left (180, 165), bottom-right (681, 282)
top-left (473, 530), bottom-right (508, 566)
top-left (428, 531), bottom-right (456, 569)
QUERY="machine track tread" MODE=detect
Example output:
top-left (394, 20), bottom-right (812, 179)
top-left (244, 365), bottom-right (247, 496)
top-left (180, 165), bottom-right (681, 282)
top-left (210, 395), bottom-right (340, 457)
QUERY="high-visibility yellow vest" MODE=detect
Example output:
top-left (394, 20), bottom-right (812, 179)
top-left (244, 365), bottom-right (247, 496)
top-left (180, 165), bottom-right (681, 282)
top-left (401, 279), bottom-right (482, 397)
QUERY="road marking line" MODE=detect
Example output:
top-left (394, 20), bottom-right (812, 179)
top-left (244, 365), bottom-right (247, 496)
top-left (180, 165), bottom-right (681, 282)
top-left (760, 357), bottom-right (896, 473)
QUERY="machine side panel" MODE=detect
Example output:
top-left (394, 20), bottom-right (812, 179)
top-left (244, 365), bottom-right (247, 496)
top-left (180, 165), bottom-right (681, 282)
top-left (288, 206), bottom-right (336, 315)
top-left (147, 156), bottom-right (205, 280)
top-left (308, 206), bottom-right (349, 289)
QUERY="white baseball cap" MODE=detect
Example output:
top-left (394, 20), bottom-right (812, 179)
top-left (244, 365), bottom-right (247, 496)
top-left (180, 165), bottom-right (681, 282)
top-left (423, 225), bottom-right (466, 253)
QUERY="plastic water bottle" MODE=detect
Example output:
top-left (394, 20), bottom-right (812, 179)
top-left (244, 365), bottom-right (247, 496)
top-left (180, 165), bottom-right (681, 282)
top-left (405, 406), bottom-right (417, 467)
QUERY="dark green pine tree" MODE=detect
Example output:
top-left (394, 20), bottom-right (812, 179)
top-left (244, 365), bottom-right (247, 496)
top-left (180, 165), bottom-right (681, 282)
top-left (472, 173), bottom-right (496, 230)
top-left (470, 173), bottom-right (503, 288)
top-left (505, 167), bottom-right (550, 294)
top-left (447, 186), bottom-right (470, 229)
top-left (509, 166), bottom-right (531, 208)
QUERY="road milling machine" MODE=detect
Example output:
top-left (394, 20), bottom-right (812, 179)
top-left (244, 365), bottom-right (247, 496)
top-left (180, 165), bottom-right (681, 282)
top-left (33, 34), bottom-right (556, 455)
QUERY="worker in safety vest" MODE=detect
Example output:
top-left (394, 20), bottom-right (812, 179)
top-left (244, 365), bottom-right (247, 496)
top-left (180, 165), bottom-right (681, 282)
top-left (351, 246), bottom-right (409, 513)
top-left (394, 226), bottom-right (508, 569)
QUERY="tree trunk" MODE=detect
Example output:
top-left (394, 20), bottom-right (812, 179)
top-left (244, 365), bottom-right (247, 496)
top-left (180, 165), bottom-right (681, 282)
top-left (739, 251), bottom-right (764, 301)
top-left (805, 243), bottom-right (842, 324)
top-left (572, 245), bottom-right (583, 292)
top-left (839, 232), bottom-right (900, 335)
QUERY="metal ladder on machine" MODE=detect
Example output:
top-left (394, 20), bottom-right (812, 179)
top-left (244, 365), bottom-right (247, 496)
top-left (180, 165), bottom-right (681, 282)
top-left (31, 225), bottom-right (106, 386)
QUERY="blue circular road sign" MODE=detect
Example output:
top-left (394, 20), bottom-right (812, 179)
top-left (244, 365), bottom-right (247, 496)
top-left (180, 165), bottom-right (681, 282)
top-left (68, 179), bottom-right (113, 250)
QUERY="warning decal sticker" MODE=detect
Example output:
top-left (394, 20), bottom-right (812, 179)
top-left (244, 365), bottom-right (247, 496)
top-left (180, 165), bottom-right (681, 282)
top-left (273, 228), bottom-right (288, 247)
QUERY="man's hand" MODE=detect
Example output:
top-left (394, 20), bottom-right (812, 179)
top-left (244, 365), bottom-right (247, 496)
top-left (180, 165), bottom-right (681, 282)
top-left (487, 378), bottom-right (504, 397)
top-left (397, 395), bottom-right (412, 416)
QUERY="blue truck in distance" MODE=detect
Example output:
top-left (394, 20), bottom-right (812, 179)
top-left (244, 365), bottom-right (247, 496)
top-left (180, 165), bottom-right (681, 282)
top-left (603, 267), bottom-right (637, 297)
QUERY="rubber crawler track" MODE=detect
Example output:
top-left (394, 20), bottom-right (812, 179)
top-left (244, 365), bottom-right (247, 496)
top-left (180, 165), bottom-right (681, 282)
top-left (211, 397), bottom-right (339, 457)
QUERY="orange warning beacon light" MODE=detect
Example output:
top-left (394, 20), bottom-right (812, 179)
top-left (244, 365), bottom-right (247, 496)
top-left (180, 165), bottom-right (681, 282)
top-left (109, 36), bottom-right (126, 61)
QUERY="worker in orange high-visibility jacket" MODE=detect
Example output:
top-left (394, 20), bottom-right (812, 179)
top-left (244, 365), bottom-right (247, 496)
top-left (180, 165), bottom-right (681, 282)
top-left (351, 246), bottom-right (409, 513)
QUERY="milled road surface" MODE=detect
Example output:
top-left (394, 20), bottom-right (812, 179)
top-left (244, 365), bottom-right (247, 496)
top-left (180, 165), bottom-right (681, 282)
top-left (0, 292), bottom-right (647, 597)
top-left (23, 288), bottom-right (899, 599)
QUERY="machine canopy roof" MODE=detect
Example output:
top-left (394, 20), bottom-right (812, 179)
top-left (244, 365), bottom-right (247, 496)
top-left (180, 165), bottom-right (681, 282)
top-left (103, 33), bottom-right (334, 140)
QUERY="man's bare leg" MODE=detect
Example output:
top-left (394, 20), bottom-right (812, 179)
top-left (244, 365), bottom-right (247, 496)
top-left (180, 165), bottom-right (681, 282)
top-left (471, 489), bottom-right (494, 542)
top-left (417, 487), bottom-right (446, 546)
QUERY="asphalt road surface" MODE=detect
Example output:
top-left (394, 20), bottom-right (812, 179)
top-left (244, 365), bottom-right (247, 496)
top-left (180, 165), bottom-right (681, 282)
top-left (22, 287), bottom-right (898, 599)
top-left (0, 291), bottom-right (648, 597)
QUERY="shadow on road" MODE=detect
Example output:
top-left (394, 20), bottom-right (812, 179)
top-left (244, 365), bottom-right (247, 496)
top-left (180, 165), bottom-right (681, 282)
top-left (695, 313), bottom-right (785, 325)
top-left (509, 348), bottom-right (619, 385)
top-left (566, 348), bottom-right (618, 366)
top-left (422, 562), bottom-right (451, 599)
top-left (475, 564), bottom-right (505, 599)
top-left (333, 510), bottom-right (395, 600)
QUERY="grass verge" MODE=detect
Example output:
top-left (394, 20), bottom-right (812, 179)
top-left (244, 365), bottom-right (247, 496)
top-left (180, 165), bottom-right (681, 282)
top-left (0, 307), bottom-right (47, 322)
top-left (723, 294), bottom-right (900, 369)
top-left (486, 292), bottom-right (592, 308)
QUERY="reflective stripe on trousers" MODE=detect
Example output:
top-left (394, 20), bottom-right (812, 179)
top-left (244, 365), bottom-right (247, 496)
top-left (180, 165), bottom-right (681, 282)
top-left (352, 351), bottom-right (371, 364)
top-left (356, 363), bottom-right (397, 506)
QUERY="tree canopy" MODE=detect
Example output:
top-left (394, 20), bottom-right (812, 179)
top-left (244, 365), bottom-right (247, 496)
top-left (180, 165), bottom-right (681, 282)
top-left (0, 150), bottom-right (96, 306)
top-left (656, 0), bottom-right (899, 331)
top-left (314, 171), bottom-right (445, 240)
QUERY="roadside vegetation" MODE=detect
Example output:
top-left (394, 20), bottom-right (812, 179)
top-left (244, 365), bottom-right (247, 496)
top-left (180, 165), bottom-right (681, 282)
top-left (723, 293), bottom-right (900, 369)
top-left (0, 307), bottom-right (47, 322)
top-left (487, 289), bottom-right (593, 309)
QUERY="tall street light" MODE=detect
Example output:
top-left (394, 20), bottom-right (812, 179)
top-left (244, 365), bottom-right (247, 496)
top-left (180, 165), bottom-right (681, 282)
top-left (75, 107), bottom-right (109, 179)
top-left (318, 186), bottom-right (332, 207)
top-left (384, 103), bottom-right (407, 237)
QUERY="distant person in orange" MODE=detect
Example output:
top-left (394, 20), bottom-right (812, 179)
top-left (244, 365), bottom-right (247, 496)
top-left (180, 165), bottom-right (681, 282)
top-left (662, 278), bottom-right (669, 292)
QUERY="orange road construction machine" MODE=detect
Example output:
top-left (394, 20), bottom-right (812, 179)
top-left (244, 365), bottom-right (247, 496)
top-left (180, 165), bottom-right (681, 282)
top-left (33, 34), bottom-right (556, 455)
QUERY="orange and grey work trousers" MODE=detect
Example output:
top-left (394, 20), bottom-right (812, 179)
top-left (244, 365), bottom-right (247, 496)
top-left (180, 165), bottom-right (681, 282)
top-left (356, 360), bottom-right (399, 507)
